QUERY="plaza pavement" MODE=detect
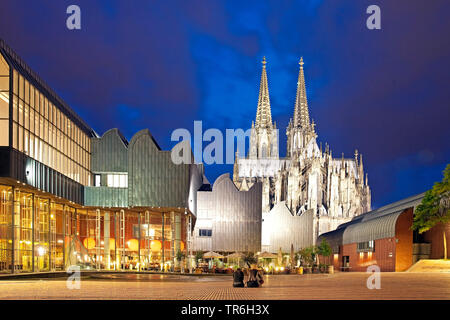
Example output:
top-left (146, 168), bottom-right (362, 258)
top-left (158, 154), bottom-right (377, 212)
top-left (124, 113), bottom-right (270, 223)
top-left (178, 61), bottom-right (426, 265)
top-left (0, 273), bottom-right (449, 300)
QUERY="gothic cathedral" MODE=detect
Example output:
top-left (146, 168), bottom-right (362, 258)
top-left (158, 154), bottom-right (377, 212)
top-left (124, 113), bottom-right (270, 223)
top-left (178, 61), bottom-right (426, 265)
top-left (233, 57), bottom-right (371, 242)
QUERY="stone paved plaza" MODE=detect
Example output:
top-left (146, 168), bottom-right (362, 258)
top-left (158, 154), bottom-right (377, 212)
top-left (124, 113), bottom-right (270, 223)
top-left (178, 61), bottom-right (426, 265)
top-left (0, 273), bottom-right (449, 300)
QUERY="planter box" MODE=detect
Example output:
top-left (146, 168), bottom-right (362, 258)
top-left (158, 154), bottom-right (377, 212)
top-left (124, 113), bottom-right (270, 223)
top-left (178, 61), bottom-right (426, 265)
top-left (194, 268), bottom-right (203, 274)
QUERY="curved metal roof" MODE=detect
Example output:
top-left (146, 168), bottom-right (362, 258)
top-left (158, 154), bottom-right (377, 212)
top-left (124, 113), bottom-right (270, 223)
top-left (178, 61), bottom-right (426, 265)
top-left (342, 210), bottom-right (403, 244)
top-left (318, 227), bottom-right (345, 253)
top-left (318, 192), bottom-right (425, 246)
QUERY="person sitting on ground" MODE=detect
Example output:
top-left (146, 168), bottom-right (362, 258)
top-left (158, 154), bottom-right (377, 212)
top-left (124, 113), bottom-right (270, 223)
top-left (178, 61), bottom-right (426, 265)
top-left (246, 265), bottom-right (264, 288)
top-left (232, 268), bottom-right (245, 287)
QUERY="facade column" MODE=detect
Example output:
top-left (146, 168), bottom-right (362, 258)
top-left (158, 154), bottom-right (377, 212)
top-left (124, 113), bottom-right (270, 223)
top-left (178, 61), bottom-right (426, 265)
top-left (188, 212), bottom-right (193, 273)
top-left (104, 211), bottom-right (110, 270)
top-left (32, 193), bottom-right (35, 273)
top-left (114, 211), bottom-right (118, 270)
top-left (49, 200), bottom-right (53, 271)
top-left (145, 210), bottom-right (150, 269)
top-left (95, 209), bottom-right (101, 270)
top-left (75, 208), bottom-right (78, 237)
top-left (120, 209), bottom-right (125, 271)
top-left (62, 204), bottom-right (65, 271)
top-left (11, 186), bottom-right (15, 274)
top-left (138, 212), bottom-right (141, 271)
top-left (170, 211), bottom-right (174, 271)
top-left (161, 212), bottom-right (165, 271)
top-left (174, 211), bottom-right (181, 270)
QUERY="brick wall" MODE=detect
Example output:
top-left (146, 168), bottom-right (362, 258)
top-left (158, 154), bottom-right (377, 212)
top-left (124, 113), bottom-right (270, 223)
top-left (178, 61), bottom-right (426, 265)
top-left (395, 208), bottom-right (413, 271)
top-left (423, 222), bottom-right (450, 259)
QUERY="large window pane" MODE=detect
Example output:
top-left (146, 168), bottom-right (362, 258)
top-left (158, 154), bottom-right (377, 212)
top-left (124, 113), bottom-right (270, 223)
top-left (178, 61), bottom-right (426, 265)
top-left (18, 125), bottom-right (23, 152)
top-left (39, 115), bottom-right (43, 138)
top-left (43, 98), bottom-right (48, 119)
top-left (0, 119), bottom-right (8, 146)
top-left (0, 92), bottom-right (8, 119)
top-left (24, 104), bottom-right (29, 130)
top-left (30, 84), bottom-right (34, 109)
top-left (18, 75), bottom-right (23, 100)
top-left (0, 77), bottom-right (8, 91)
top-left (30, 109), bottom-right (34, 133)
top-left (24, 80), bottom-right (29, 104)
top-left (35, 88), bottom-right (39, 113)
top-left (12, 95), bottom-right (17, 122)
top-left (12, 122), bottom-right (17, 149)
top-left (34, 136), bottom-right (39, 160)
top-left (24, 130), bottom-right (28, 155)
top-left (39, 93), bottom-right (43, 114)
top-left (18, 100), bottom-right (23, 126)
top-left (0, 53), bottom-right (9, 76)
top-left (13, 70), bottom-right (18, 95)
top-left (29, 133), bottom-right (34, 158)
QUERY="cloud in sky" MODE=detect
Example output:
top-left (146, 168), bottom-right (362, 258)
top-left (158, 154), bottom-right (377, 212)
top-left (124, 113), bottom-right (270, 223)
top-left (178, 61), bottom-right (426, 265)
top-left (0, 0), bottom-right (448, 208)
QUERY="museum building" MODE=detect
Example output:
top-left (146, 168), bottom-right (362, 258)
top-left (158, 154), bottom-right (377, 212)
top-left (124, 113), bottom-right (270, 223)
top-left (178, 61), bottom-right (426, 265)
top-left (0, 38), bottom-right (205, 274)
top-left (318, 193), bottom-right (450, 272)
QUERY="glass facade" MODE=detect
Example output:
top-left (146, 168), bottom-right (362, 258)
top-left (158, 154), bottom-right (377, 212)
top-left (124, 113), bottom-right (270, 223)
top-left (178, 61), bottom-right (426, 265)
top-left (75, 210), bottom-right (187, 271)
top-left (0, 186), bottom-right (12, 272)
top-left (0, 45), bottom-right (193, 274)
top-left (0, 185), bottom-right (189, 274)
top-left (0, 53), bottom-right (9, 146)
top-left (7, 55), bottom-right (91, 185)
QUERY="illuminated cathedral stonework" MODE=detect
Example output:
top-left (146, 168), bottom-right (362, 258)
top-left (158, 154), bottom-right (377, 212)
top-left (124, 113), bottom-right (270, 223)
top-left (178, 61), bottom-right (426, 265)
top-left (233, 57), bottom-right (371, 244)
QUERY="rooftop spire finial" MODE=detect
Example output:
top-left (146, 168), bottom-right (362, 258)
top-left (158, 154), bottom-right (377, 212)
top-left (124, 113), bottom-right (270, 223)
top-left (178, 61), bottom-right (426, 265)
top-left (293, 57), bottom-right (310, 129)
top-left (262, 56), bottom-right (267, 66)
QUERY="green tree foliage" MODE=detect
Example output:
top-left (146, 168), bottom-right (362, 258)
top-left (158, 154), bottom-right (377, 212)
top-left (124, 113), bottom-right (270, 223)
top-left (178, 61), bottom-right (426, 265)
top-left (176, 249), bottom-right (186, 262)
top-left (316, 239), bottom-right (332, 266)
top-left (412, 164), bottom-right (450, 259)
top-left (242, 252), bottom-right (257, 267)
top-left (298, 246), bottom-right (315, 267)
top-left (195, 251), bottom-right (204, 263)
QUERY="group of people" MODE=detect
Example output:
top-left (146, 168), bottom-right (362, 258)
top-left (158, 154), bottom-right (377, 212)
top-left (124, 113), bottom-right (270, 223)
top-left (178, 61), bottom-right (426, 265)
top-left (232, 266), bottom-right (264, 288)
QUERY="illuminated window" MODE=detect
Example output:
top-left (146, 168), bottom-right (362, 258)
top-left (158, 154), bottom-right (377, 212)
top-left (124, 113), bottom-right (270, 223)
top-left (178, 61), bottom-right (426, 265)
top-left (0, 119), bottom-right (8, 146)
top-left (357, 240), bottom-right (374, 252)
top-left (18, 126), bottom-right (23, 152)
top-left (19, 74), bottom-right (23, 100)
top-left (94, 174), bottom-right (101, 187)
top-left (199, 229), bottom-right (212, 237)
top-left (18, 100), bottom-right (23, 126)
top-left (24, 79), bottom-right (29, 104)
top-left (0, 92), bottom-right (8, 119)
top-left (12, 95), bottom-right (17, 122)
top-left (106, 174), bottom-right (128, 188)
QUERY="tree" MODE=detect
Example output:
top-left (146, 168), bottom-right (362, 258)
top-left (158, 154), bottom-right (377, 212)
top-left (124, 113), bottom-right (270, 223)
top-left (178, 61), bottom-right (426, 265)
top-left (176, 249), bottom-right (186, 262)
top-left (195, 251), bottom-right (204, 265)
top-left (298, 246), bottom-right (315, 267)
top-left (242, 252), bottom-right (257, 267)
top-left (412, 164), bottom-right (450, 259)
top-left (316, 239), bottom-right (332, 267)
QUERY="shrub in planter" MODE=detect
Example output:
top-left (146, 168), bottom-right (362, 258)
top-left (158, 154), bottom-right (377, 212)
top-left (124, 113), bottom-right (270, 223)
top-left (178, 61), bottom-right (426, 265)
top-left (319, 264), bottom-right (328, 273)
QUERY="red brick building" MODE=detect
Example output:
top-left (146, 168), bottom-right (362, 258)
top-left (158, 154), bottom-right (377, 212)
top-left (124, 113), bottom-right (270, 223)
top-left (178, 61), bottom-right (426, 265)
top-left (318, 193), bottom-right (450, 272)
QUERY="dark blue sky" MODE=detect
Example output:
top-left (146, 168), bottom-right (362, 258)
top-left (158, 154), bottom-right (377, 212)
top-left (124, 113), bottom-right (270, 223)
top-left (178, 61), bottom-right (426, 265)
top-left (1, 0), bottom-right (449, 209)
